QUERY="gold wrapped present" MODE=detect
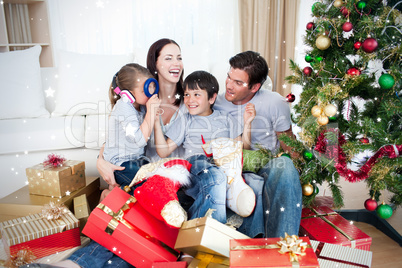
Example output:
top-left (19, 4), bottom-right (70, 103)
top-left (26, 160), bottom-right (86, 197)
top-left (188, 252), bottom-right (229, 268)
top-left (73, 194), bottom-right (90, 219)
top-left (175, 216), bottom-right (249, 258)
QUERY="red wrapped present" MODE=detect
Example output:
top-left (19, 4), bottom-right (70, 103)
top-left (152, 261), bottom-right (187, 267)
top-left (0, 207), bottom-right (80, 259)
top-left (310, 240), bottom-right (373, 267)
top-left (230, 235), bottom-right (320, 267)
top-left (82, 187), bottom-right (180, 268)
top-left (299, 206), bottom-right (372, 250)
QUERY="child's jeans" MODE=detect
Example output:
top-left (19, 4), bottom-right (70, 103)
top-left (114, 156), bottom-right (150, 195)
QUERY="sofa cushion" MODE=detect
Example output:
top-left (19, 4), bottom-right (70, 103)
top-left (0, 46), bottom-right (50, 120)
top-left (85, 114), bottom-right (108, 149)
top-left (0, 116), bottom-right (85, 155)
top-left (52, 51), bottom-right (134, 116)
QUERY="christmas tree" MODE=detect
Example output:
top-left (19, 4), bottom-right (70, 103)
top-left (283, 0), bottom-right (401, 218)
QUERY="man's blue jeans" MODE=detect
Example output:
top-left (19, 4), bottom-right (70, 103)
top-left (239, 156), bottom-right (302, 238)
top-left (184, 154), bottom-right (227, 223)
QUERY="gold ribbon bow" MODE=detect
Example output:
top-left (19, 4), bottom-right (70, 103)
top-left (277, 233), bottom-right (308, 264)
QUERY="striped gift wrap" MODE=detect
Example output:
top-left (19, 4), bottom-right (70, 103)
top-left (310, 240), bottom-right (373, 268)
top-left (0, 210), bottom-right (81, 259)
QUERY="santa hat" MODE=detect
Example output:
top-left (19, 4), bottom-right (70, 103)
top-left (148, 159), bottom-right (192, 186)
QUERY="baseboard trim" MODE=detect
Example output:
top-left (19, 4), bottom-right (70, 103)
top-left (337, 209), bottom-right (402, 247)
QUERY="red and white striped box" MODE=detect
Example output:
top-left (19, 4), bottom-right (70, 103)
top-left (310, 240), bottom-right (373, 268)
top-left (0, 209), bottom-right (81, 259)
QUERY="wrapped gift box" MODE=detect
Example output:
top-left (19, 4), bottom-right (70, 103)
top-left (74, 194), bottom-right (90, 219)
top-left (82, 187), bottom-right (180, 268)
top-left (0, 177), bottom-right (100, 222)
top-left (230, 236), bottom-right (320, 268)
top-left (152, 261), bottom-right (187, 267)
top-left (26, 160), bottom-right (86, 197)
top-left (0, 209), bottom-right (81, 259)
top-left (188, 252), bottom-right (229, 268)
top-left (174, 216), bottom-right (249, 258)
top-left (310, 240), bottom-right (373, 268)
top-left (299, 206), bottom-right (372, 250)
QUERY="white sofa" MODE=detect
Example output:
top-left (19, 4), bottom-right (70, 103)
top-left (0, 45), bottom-right (231, 199)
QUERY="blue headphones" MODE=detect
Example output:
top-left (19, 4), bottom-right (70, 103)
top-left (112, 72), bottom-right (159, 103)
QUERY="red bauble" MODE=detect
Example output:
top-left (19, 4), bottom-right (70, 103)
top-left (303, 66), bottom-right (313, 76)
top-left (342, 22), bottom-right (353, 32)
top-left (286, 93), bottom-right (296, 103)
top-left (340, 7), bottom-right (350, 16)
top-left (362, 38), bottom-right (378, 53)
top-left (364, 198), bottom-right (378, 211)
top-left (347, 67), bottom-right (361, 76)
top-left (360, 137), bottom-right (369, 144)
top-left (306, 22), bottom-right (315, 30)
top-left (354, 41), bottom-right (362, 50)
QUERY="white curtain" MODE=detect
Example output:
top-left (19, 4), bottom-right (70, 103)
top-left (4, 3), bottom-right (32, 48)
top-left (47, 0), bottom-right (240, 69)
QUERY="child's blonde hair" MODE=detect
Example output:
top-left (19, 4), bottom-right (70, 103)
top-left (109, 63), bottom-right (153, 108)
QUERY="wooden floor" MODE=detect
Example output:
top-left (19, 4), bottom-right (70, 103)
top-left (354, 209), bottom-right (402, 268)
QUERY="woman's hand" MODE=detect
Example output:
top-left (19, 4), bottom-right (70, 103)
top-left (96, 155), bottom-right (124, 187)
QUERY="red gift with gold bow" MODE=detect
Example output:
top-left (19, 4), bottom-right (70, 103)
top-left (82, 187), bottom-right (180, 268)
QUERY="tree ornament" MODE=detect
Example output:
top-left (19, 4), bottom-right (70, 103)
top-left (302, 150), bottom-right (314, 161)
top-left (340, 7), bottom-right (350, 16)
top-left (354, 41), bottom-right (362, 50)
top-left (286, 93), bottom-right (296, 103)
top-left (328, 115), bottom-right (337, 122)
top-left (281, 152), bottom-right (291, 158)
top-left (315, 56), bottom-right (323, 62)
top-left (311, 105), bottom-right (323, 117)
top-left (347, 67), bottom-right (361, 76)
top-left (362, 38), bottom-right (378, 53)
top-left (364, 198), bottom-right (377, 211)
top-left (378, 73), bottom-right (395, 89)
top-left (302, 183), bottom-right (314, 196)
top-left (360, 137), bottom-right (369, 144)
top-left (313, 184), bottom-right (319, 195)
top-left (342, 21), bottom-right (353, 32)
top-left (357, 1), bottom-right (367, 10)
top-left (317, 115), bottom-right (329, 125)
top-left (376, 203), bottom-right (393, 219)
top-left (333, 0), bottom-right (343, 8)
top-left (315, 26), bottom-right (325, 34)
top-left (305, 54), bottom-right (313, 63)
top-left (306, 22), bottom-right (315, 30)
top-left (323, 104), bottom-right (337, 117)
top-left (303, 66), bottom-right (313, 76)
top-left (316, 35), bottom-right (331, 50)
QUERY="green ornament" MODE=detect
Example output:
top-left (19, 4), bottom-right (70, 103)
top-left (282, 153), bottom-right (291, 158)
top-left (376, 203), bottom-right (393, 219)
top-left (313, 184), bottom-right (319, 195)
top-left (305, 55), bottom-right (313, 63)
top-left (315, 56), bottom-right (323, 62)
top-left (315, 26), bottom-right (325, 34)
top-left (378, 73), bottom-right (395, 89)
top-left (357, 1), bottom-right (366, 9)
top-left (328, 115), bottom-right (337, 122)
top-left (302, 150), bottom-right (314, 161)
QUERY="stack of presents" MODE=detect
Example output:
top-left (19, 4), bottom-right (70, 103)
top-left (0, 152), bottom-right (373, 267)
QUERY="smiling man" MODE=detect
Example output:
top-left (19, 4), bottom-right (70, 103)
top-left (214, 51), bottom-right (302, 238)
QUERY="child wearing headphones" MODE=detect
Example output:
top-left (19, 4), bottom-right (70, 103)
top-left (102, 63), bottom-right (161, 198)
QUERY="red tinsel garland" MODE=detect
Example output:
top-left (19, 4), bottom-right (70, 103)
top-left (43, 153), bottom-right (66, 167)
top-left (314, 129), bottom-right (401, 182)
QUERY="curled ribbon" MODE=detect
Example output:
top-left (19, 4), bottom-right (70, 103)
top-left (277, 233), bottom-right (308, 263)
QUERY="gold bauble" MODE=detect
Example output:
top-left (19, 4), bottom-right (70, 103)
top-left (302, 183), bottom-right (314, 196)
top-left (316, 35), bottom-right (331, 50)
top-left (317, 115), bottom-right (329, 125)
top-left (333, 0), bottom-right (343, 8)
top-left (311, 105), bottom-right (323, 117)
top-left (323, 104), bottom-right (337, 117)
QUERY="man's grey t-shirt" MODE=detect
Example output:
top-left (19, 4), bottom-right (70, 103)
top-left (214, 89), bottom-right (291, 154)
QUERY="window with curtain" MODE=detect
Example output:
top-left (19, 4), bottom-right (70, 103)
top-left (4, 3), bottom-right (32, 49)
top-left (47, 0), bottom-right (240, 71)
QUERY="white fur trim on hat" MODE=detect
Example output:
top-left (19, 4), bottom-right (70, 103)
top-left (148, 164), bottom-right (191, 186)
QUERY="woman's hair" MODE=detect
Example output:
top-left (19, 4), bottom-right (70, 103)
top-left (109, 63), bottom-right (152, 107)
top-left (147, 38), bottom-right (184, 106)
top-left (229, 51), bottom-right (268, 90)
